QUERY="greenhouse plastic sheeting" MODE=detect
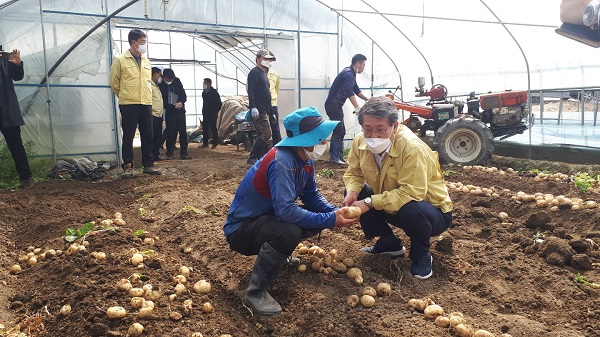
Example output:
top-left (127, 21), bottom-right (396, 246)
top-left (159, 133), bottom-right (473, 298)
top-left (0, 0), bottom-right (597, 161)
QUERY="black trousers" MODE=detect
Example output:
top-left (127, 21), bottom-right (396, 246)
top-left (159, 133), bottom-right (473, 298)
top-left (152, 115), bottom-right (163, 158)
top-left (165, 109), bottom-right (188, 156)
top-left (270, 106), bottom-right (282, 145)
top-left (0, 122), bottom-right (31, 180)
top-left (202, 114), bottom-right (218, 146)
top-left (119, 104), bottom-right (154, 168)
top-left (325, 103), bottom-right (345, 142)
top-left (226, 215), bottom-right (322, 257)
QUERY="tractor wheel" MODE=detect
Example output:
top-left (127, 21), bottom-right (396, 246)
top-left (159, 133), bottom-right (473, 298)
top-left (403, 116), bottom-right (422, 133)
top-left (433, 117), bottom-right (494, 165)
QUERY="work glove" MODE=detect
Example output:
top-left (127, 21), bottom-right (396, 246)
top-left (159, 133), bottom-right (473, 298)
top-left (354, 105), bottom-right (361, 114)
top-left (250, 108), bottom-right (259, 120)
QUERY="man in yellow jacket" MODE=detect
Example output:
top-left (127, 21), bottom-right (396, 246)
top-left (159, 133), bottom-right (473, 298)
top-left (109, 29), bottom-right (160, 178)
top-left (342, 96), bottom-right (452, 280)
top-left (267, 51), bottom-right (282, 144)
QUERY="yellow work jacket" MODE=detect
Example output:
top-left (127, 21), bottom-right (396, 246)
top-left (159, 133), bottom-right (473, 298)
top-left (151, 81), bottom-right (163, 118)
top-left (268, 68), bottom-right (280, 107)
top-left (343, 124), bottom-right (453, 214)
top-left (109, 50), bottom-right (152, 105)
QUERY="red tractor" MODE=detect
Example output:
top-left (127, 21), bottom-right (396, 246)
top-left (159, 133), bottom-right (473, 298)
top-left (385, 79), bottom-right (528, 165)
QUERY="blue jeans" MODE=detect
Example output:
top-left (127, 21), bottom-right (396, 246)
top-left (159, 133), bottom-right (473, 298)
top-left (357, 185), bottom-right (452, 262)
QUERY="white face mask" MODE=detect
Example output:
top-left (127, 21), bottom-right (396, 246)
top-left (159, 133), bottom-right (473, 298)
top-left (203, 84), bottom-right (208, 90)
top-left (136, 43), bottom-right (147, 54)
top-left (165, 80), bottom-right (173, 85)
top-left (304, 143), bottom-right (327, 160)
top-left (157, 77), bottom-right (163, 84)
top-left (261, 60), bottom-right (271, 68)
top-left (365, 137), bottom-right (392, 154)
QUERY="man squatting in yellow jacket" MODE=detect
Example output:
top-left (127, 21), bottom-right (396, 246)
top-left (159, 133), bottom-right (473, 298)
top-left (342, 96), bottom-right (453, 280)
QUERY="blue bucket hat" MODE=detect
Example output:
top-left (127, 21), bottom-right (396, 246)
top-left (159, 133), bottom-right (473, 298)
top-left (275, 107), bottom-right (339, 147)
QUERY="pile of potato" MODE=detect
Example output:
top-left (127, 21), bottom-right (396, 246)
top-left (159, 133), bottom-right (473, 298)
top-left (408, 298), bottom-right (513, 337)
top-left (346, 283), bottom-right (392, 309)
top-left (294, 243), bottom-right (365, 285)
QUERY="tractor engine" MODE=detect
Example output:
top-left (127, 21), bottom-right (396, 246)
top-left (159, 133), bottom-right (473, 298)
top-left (467, 90), bottom-right (528, 127)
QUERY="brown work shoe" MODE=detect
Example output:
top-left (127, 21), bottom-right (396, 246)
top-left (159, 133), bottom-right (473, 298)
top-left (122, 163), bottom-right (134, 178)
top-left (19, 178), bottom-right (33, 188)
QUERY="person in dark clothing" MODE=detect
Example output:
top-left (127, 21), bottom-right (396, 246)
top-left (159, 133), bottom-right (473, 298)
top-left (246, 49), bottom-right (274, 166)
top-left (0, 48), bottom-right (32, 188)
top-left (325, 54), bottom-right (369, 165)
top-left (150, 67), bottom-right (166, 161)
top-left (159, 68), bottom-right (191, 160)
top-left (200, 78), bottom-right (222, 149)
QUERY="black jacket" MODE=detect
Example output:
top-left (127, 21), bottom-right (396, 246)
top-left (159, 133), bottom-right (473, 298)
top-left (159, 77), bottom-right (187, 113)
top-left (201, 87), bottom-right (222, 118)
top-left (247, 66), bottom-right (271, 114)
top-left (0, 59), bottom-right (25, 127)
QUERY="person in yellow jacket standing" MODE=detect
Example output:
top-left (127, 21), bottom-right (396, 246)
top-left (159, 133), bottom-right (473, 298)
top-left (109, 29), bottom-right (160, 178)
top-left (150, 67), bottom-right (166, 161)
top-left (342, 96), bottom-right (452, 280)
top-left (267, 51), bottom-right (282, 144)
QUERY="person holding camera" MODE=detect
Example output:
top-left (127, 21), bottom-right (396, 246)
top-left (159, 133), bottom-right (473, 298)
top-left (0, 48), bottom-right (32, 188)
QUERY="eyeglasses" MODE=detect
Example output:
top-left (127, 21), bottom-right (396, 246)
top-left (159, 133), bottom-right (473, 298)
top-left (362, 128), bottom-right (390, 137)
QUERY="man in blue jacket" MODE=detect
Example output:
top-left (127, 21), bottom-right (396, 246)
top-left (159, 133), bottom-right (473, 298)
top-left (224, 106), bottom-right (358, 316)
top-left (325, 54), bottom-right (369, 165)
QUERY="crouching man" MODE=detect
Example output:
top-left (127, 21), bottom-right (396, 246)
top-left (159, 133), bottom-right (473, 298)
top-left (342, 96), bottom-right (453, 280)
top-left (223, 107), bottom-right (357, 316)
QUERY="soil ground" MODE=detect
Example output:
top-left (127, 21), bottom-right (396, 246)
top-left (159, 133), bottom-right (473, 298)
top-left (1, 141), bottom-right (600, 337)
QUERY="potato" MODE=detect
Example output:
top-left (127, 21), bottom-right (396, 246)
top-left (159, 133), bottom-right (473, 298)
top-left (117, 279), bottom-right (133, 292)
top-left (314, 247), bottom-right (327, 258)
top-left (298, 246), bottom-right (309, 254)
top-left (131, 253), bottom-right (144, 265)
top-left (142, 284), bottom-right (153, 292)
top-left (322, 267), bottom-right (333, 275)
top-left (131, 297), bottom-right (145, 309)
top-left (360, 295), bottom-right (375, 308)
top-left (376, 283), bottom-right (392, 296)
top-left (179, 266), bottom-right (190, 278)
top-left (173, 274), bottom-right (187, 284)
top-left (114, 212), bottom-right (123, 219)
top-left (191, 333), bottom-right (204, 337)
top-left (27, 257), bottom-right (37, 266)
top-left (311, 261), bottom-right (323, 272)
top-left (449, 311), bottom-right (464, 318)
top-left (143, 237), bottom-right (155, 245)
top-left (435, 316), bottom-right (450, 328)
top-left (345, 206), bottom-right (361, 218)
top-left (128, 323), bottom-right (144, 336)
top-left (297, 264), bottom-right (307, 272)
top-left (342, 258), bottom-right (355, 268)
top-left (9, 264), bottom-right (21, 274)
top-left (138, 306), bottom-right (153, 318)
top-left (130, 288), bottom-right (144, 297)
top-left (144, 289), bottom-right (161, 301)
top-left (362, 286), bottom-right (377, 297)
top-left (346, 294), bottom-right (360, 308)
top-left (322, 255), bottom-right (333, 267)
top-left (449, 315), bottom-right (465, 327)
top-left (308, 245), bottom-right (319, 254)
top-left (169, 311), bottom-right (182, 320)
top-left (354, 276), bottom-right (364, 285)
top-left (346, 267), bottom-right (362, 279)
top-left (183, 299), bottom-right (193, 314)
top-left (106, 306), bottom-right (127, 319)
top-left (332, 262), bottom-right (347, 273)
top-left (169, 294), bottom-right (177, 301)
top-left (407, 298), bottom-right (434, 312)
top-left (59, 304), bottom-right (72, 316)
top-left (202, 302), bottom-right (214, 313)
top-left (454, 323), bottom-right (474, 337)
top-left (424, 304), bottom-right (444, 319)
top-left (175, 283), bottom-right (186, 295)
top-left (193, 280), bottom-right (211, 294)
top-left (474, 330), bottom-right (495, 337)
top-left (114, 218), bottom-right (126, 226)
top-left (94, 252), bottom-right (106, 260)
top-left (184, 247), bottom-right (193, 254)
top-left (328, 249), bottom-right (339, 260)
top-left (18, 255), bottom-right (28, 263)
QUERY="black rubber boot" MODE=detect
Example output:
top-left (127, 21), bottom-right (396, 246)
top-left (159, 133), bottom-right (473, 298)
top-left (243, 242), bottom-right (287, 316)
